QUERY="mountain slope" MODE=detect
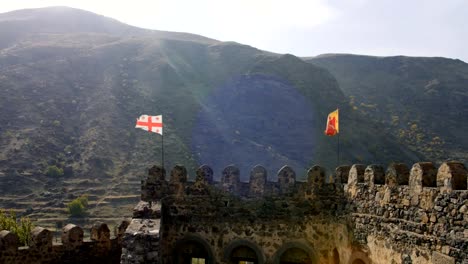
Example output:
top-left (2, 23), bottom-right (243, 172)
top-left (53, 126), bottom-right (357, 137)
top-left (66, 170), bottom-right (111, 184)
top-left (307, 54), bottom-right (468, 163)
top-left (0, 6), bottom-right (217, 49)
top-left (0, 8), bottom-right (425, 221)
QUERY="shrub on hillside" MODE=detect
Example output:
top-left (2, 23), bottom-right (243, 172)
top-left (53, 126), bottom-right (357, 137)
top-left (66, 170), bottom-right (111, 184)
top-left (44, 165), bottom-right (64, 177)
top-left (67, 195), bottom-right (88, 217)
top-left (0, 209), bottom-right (34, 246)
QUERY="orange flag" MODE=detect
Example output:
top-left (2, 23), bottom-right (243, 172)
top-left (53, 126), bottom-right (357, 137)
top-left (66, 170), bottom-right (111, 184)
top-left (324, 109), bottom-right (339, 136)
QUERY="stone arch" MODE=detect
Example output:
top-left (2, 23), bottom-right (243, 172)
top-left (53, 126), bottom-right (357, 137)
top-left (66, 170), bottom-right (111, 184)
top-left (173, 235), bottom-right (214, 264)
top-left (224, 239), bottom-right (265, 264)
top-left (272, 241), bottom-right (316, 264)
top-left (348, 251), bottom-right (371, 264)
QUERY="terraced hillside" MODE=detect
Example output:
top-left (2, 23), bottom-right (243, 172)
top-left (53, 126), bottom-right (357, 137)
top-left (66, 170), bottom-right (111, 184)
top-left (0, 7), bottom-right (431, 224)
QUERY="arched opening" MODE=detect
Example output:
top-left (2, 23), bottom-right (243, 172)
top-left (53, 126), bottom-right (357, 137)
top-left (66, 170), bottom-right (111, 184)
top-left (173, 237), bottom-right (213, 264)
top-left (352, 259), bottom-right (365, 264)
top-left (230, 245), bottom-right (258, 264)
top-left (332, 248), bottom-right (340, 264)
top-left (224, 240), bottom-right (265, 264)
top-left (279, 247), bottom-right (312, 264)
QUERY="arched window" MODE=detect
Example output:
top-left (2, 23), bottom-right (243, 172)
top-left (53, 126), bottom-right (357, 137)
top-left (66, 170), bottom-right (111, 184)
top-left (230, 245), bottom-right (258, 264)
top-left (352, 259), bottom-right (365, 264)
top-left (224, 240), bottom-right (265, 264)
top-left (173, 237), bottom-right (213, 264)
top-left (279, 247), bottom-right (312, 264)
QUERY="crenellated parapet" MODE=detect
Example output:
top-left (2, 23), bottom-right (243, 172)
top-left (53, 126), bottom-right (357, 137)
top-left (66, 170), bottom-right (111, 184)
top-left (141, 164), bottom-right (343, 202)
top-left (340, 161), bottom-right (468, 263)
top-left (0, 221), bottom-right (129, 264)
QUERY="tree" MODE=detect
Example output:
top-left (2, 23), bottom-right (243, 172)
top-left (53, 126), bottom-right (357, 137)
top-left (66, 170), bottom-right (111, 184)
top-left (44, 165), bottom-right (64, 177)
top-left (67, 195), bottom-right (88, 217)
top-left (0, 209), bottom-right (34, 245)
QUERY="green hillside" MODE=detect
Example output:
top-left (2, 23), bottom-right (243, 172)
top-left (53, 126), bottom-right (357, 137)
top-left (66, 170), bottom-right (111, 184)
top-left (0, 7), bottom-right (431, 223)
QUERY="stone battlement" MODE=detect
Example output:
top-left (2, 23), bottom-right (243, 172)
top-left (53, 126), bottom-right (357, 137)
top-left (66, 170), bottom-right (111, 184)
top-left (141, 164), bottom-right (345, 201)
top-left (141, 162), bottom-right (468, 201)
top-left (125, 161), bottom-right (467, 264)
top-left (0, 221), bottom-right (129, 264)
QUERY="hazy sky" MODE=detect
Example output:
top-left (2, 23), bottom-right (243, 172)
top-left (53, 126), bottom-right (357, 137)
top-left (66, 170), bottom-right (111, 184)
top-left (1, 0), bottom-right (467, 62)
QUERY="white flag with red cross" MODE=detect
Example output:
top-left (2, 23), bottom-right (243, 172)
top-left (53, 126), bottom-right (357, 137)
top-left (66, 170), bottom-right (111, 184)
top-left (135, 115), bottom-right (163, 135)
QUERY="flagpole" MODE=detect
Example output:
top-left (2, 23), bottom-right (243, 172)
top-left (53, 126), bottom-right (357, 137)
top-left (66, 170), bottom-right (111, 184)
top-left (161, 134), bottom-right (164, 170)
top-left (337, 133), bottom-right (340, 167)
top-left (337, 108), bottom-right (340, 167)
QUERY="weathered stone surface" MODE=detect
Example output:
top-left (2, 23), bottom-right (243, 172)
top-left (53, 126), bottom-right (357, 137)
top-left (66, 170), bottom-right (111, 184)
top-left (348, 164), bottom-right (365, 186)
top-left (277, 165), bottom-right (296, 194)
top-left (409, 162), bottom-right (437, 205)
top-left (170, 165), bottom-right (188, 197)
top-left (141, 165), bottom-right (168, 201)
top-left (61, 224), bottom-right (83, 249)
top-left (0, 230), bottom-right (19, 252)
top-left (221, 165), bottom-right (240, 194)
top-left (346, 164), bottom-right (365, 198)
top-left (127, 162), bottom-right (468, 264)
top-left (196, 164), bottom-right (213, 184)
top-left (336, 165), bottom-right (351, 184)
top-left (431, 251), bottom-right (455, 264)
top-left (170, 165), bottom-right (188, 183)
top-left (1, 224), bottom-right (123, 264)
top-left (91, 222), bottom-right (111, 252)
top-left (147, 165), bottom-right (166, 183)
top-left (116, 220), bottom-right (131, 244)
top-left (437, 162), bottom-right (467, 192)
top-left (307, 165), bottom-right (326, 187)
top-left (249, 165), bottom-right (267, 197)
top-left (364, 164), bottom-right (385, 187)
top-left (121, 219), bottom-right (160, 264)
top-left (133, 200), bottom-right (161, 219)
top-left (31, 227), bottom-right (52, 250)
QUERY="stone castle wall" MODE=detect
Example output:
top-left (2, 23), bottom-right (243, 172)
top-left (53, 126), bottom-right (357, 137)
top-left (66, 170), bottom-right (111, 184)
top-left (341, 162), bottom-right (468, 264)
top-left (2, 161), bottom-right (466, 263)
top-left (0, 221), bottom-right (128, 264)
top-left (123, 161), bottom-right (467, 264)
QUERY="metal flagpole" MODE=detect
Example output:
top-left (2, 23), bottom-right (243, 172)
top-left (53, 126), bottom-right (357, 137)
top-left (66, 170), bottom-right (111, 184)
top-left (161, 134), bottom-right (164, 169)
top-left (337, 133), bottom-right (340, 167)
top-left (337, 108), bottom-right (340, 167)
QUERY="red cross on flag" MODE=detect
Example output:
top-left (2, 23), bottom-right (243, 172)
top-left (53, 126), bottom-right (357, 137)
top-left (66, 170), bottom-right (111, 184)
top-left (135, 115), bottom-right (163, 135)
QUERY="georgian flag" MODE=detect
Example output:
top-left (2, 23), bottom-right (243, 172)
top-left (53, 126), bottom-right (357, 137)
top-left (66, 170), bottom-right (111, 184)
top-left (135, 115), bottom-right (163, 135)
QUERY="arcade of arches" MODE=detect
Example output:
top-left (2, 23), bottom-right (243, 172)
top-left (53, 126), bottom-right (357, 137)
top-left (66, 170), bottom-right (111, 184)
top-left (166, 235), bottom-right (370, 264)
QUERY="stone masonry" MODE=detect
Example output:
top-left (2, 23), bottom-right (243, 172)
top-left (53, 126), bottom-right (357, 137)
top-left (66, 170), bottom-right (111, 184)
top-left (0, 221), bottom-right (129, 264)
top-left (121, 161), bottom-right (468, 264)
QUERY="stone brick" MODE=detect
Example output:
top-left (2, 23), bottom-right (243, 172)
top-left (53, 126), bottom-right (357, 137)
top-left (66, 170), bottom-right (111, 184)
top-left (249, 165), bottom-right (267, 197)
top-left (61, 224), bottom-right (83, 249)
top-left (431, 251), bottom-right (455, 264)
